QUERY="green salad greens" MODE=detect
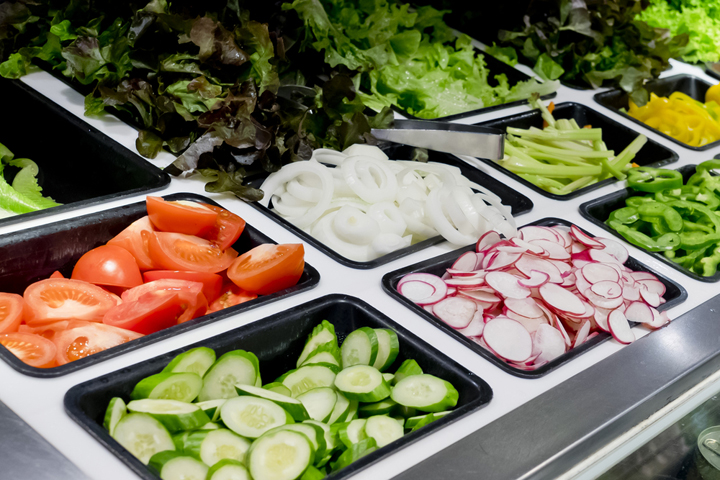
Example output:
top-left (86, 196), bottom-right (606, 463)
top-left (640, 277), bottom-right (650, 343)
top-left (0, 142), bottom-right (60, 216)
top-left (637, 0), bottom-right (720, 64)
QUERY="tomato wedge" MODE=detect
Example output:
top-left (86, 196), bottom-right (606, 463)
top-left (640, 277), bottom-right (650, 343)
top-left (202, 204), bottom-right (246, 250)
top-left (147, 197), bottom-right (218, 237)
top-left (72, 245), bottom-right (143, 288)
top-left (0, 332), bottom-right (57, 368)
top-left (227, 244), bottom-right (305, 295)
top-left (50, 271), bottom-right (64, 279)
top-left (103, 290), bottom-right (185, 335)
top-left (208, 283), bottom-right (257, 313)
top-left (143, 271), bottom-right (223, 303)
top-left (107, 216), bottom-right (158, 270)
top-left (122, 279), bottom-right (208, 325)
top-left (147, 231), bottom-right (238, 274)
top-left (24, 279), bottom-right (118, 326)
top-left (19, 320), bottom-right (77, 342)
top-left (0, 293), bottom-right (24, 334)
top-left (53, 322), bottom-right (142, 366)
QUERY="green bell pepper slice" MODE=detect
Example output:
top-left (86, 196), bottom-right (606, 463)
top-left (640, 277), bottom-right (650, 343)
top-left (608, 220), bottom-right (681, 252)
top-left (627, 167), bottom-right (683, 193)
top-left (608, 207), bottom-right (639, 225)
top-left (655, 186), bottom-right (720, 210)
top-left (625, 196), bottom-right (655, 208)
top-left (637, 202), bottom-right (684, 232)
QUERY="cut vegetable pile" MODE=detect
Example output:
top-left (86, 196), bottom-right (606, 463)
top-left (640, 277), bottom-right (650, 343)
top-left (0, 142), bottom-right (60, 217)
top-left (260, 145), bottom-right (516, 262)
top-left (0, 196), bottom-right (305, 368)
top-left (103, 321), bottom-right (459, 480)
top-left (498, 98), bottom-right (647, 196)
top-left (398, 223), bottom-right (672, 371)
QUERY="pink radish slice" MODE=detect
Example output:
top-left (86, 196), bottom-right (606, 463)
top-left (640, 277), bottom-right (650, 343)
top-left (636, 279), bottom-right (666, 296)
top-left (474, 252), bottom-right (485, 270)
top-left (458, 290), bottom-right (501, 303)
top-left (518, 270), bottom-right (550, 288)
top-left (594, 307), bottom-right (611, 332)
top-left (441, 271), bottom-right (451, 280)
top-left (446, 269), bottom-right (483, 277)
top-left (539, 283), bottom-right (586, 316)
top-left (445, 278), bottom-right (485, 288)
top-left (572, 250), bottom-right (593, 263)
top-left (483, 317), bottom-right (533, 363)
top-left (549, 260), bottom-right (572, 276)
top-left (590, 281), bottom-right (623, 299)
top-left (581, 263), bottom-right (620, 284)
top-left (648, 308), bottom-right (671, 329)
top-left (528, 239), bottom-right (571, 260)
top-left (423, 305), bottom-right (434, 314)
top-left (573, 320), bottom-right (592, 349)
top-left (398, 281), bottom-right (441, 305)
top-left (486, 272), bottom-right (531, 299)
top-left (497, 246), bottom-right (528, 254)
top-left (560, 273), bottom-right (576, 288)
top-left (552, 226), bottom-right (573, 248)
top-left (515, 255), bottom-right (563, 284)
top-left (505, 298), bottom-right (544, 318)
top-left (622, 284), bottom-right (641, 302)
top-left (433, 297), bottom-right (477, 329)
top-left (476, 231), bottom-right (502, 252)
top-left (570, 225), bottom-right (604, 248)
top-left (608, 309), bottom-right (635, 344)
top-left (554, 316), bottom-right (572, 347)
top-left (584, 289), bottom-right (624, 310)
top-left (505, 311), bottom-right (549, 335)
top-left (486, 251), bottom-right (522, 271)
top-left (630, 271), bottom-right (659, 281)
top-left (398, 273), bottom-right (448, 305)
top-left (589, 249), bottom-right (622, 265)
top-left (519, 226), bottom-right (559, 243)
top-left (625, 301), bottom-right (654, 324)
top-left (512, 238), bottom-right (544, 254)
top-left (472, 336), bottom-right (490, 350)
top-left (640, 289), bottom-right (661, 308)
top-left (586, 332), bottom-right (600, 341)
top-left (447, 287), bottom-right (457, 296)
top-left (533, 324), bottom-right (567, 363)
top-left (456, 310), bottom-right (485, 337)
top-left (452, 252), bottom-right (478, 272)
top-left (565, 301), bottom-right (595, 320)
top-left (571, 242), bottom-right (588, 254)
top-left (482, 251), bottom-right (498, 270)
top-left (596, 237), bottom-right (629, 264)
top-left (573, 259), bottom-right (592, 269)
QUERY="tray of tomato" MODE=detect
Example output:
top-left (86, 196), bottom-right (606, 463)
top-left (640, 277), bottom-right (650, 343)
top-left (0, 194), bottom-right (319, 377)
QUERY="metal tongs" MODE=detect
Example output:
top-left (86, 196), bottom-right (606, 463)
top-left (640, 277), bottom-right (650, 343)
top-left (371, 119), bottom-right (505, 160)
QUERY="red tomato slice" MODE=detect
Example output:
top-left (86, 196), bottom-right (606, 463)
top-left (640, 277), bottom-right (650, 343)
top-left (178, 292), bottom-right (208, 324)
top-left (71, 245), bottom-right (143, 289)
top-left (227, 244), bottom-right (305, 295)
top-left (208, 283), bottom-right (257, 313)
top-left (53, 322), bottom-right (142, 365)
top-left (50, 271), bottom-right (64, 279)
top-left (146, 197), bottom-right (218, 237)
top-left (103, 290), bottom-right (185, 335)
top-left (24, 279), bottom-right (118, 327)
top-left (201, 204), bottom-right (246, 250)
top-left (122, 279), bottom-right (208, 326)
top-left (0, 293), bottom-right (24, 334)
top-left (0, 332), bottom-right (57, 368)
top-left (107, 216), bottom-right (158, 270)
top-left (19, 320), bottom-right (79, 341)
top-left (147, 231), bottom-right (238, 274)
top-left (143, 271), bottom-right (223, 303)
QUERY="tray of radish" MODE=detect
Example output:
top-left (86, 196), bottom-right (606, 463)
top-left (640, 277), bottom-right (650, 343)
top-left (382, 218), bottom-right (687, 378)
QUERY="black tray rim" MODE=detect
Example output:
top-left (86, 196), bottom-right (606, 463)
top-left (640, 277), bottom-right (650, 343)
top-left (472, 101), bottom-right (680, 201)
top-left (63, 293), bottom-right (493, 480)
top-left (381, 217), bottom-right (688, 379)
top-left (0, 193), bottom-right (321, 378)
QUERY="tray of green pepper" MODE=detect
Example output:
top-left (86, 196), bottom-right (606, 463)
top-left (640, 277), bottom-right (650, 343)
top-left (580, 162), bottom-right (720, 282)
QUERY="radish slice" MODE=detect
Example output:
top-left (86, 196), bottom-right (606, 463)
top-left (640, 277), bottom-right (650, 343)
top-left (447, 286), bottom-right (457, 296)
top-left (483, 317), bottom-right (533, 363)
top-left (648, 308), bottom-right (671, 329)
top-left (625, 301), bottom-right (654, 324)
top-left (476, 231), bottom-right (502, 252)
top-left (456, 310), bottom-right (485, 337)
top-left (553, 227), bottom-right (573, 248)
top-left (398, 281), bottom-right (436, 303)
top-left (622, 284), bottom-right (641, 302)
top-left (511, 238), bottom-right (543, 254)
top-left (515, 256), bottom-right (563, 284)
top-left (486, 251), bottom-right (522, 271)
top-left (630, 271), bottom-right (659, 282)
top-left (554, 316), bottom-right (572, 347)
top-left (505, 311), bottom-right (549, 335)
top-left (446, 269), bottom-right (484, 277)
top-left (423, 305), bottom-right (434, 314)
top-left (589, 249), bottom-right (622, 265)
top-left (583, 289), bottom-right (624, 310)
top-left (636, 279), bottom-right (666, 296)
top-left (608, 309), bottom-right (635, 344)
top-left (497, 246), bottom-right (528, 254)
top-left (528, 239), bottom-right (571, 260)
top-left (398, 273), bottom-right (448, 305)
top-left (486, 272), bottom-right (531, 299)
top-left (519, 226), bottom-right (559, 243)
top-left (505, 298), bottom-right (544, 318)
top-left (518, 270), bottom-right (550, 288)
top-left (433, 297), bottom-right (477, 329)
top-left (596, 237), bottom-right (629, 264)
top-left (581, 263), bottom-right (620, 284)
top-left (445, 277), bottom-right (485, 287)
top-left (570, 225), bottom-right (604, 248)
top-left (533, 324), bottom-right (566, 363)
top-left (594, 307), bottom-right (611, 332)
top-left (539, 283), bottom-right (585, 316)
top-left (590, 281), bottom-right (623, 299)
top-left (573, 320), bottom-right (592, 348)
top-left (458, 290), bottom-right (502, 303)
top-left (565, 301), bottom-right (595, 319)
top-left (640, 289), bottom-right (661, 308)
top-left (452, 252), bottom-right (479, 272)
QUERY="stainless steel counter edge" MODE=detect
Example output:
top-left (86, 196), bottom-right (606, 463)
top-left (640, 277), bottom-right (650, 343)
top-left (393, 294), bottom-right (720, 480)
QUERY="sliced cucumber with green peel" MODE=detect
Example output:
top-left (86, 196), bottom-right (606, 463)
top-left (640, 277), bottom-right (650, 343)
top-left (263, 382), bottom-right (292, 397)
top-left (341, 327), bottom-right (378, 368)
top-left (303, 420), bottom-right (336, 454)
top-left (391, 374), bottom-right (458, 412)
top-left (393, 416), bottom-right (405, 428)
top-left (127, 399), bottom-right (210, 432)
top-left (280, 365), bottom-right (336, 398)
top-left (172, 431), bottom-right (190, 452)
top-left (196, 399), bottom-right (226, 422)
top-left (112, 413), bottom-right (175, 464)
top-left (335, 365), bottom-right (391, 402)
top-left (405, 411), bottom-right (451, 430)
top-left (365, 415), bottom-right (404, 447)
top-left (220, 396), bottom-right (294, 438)
top-left (247, 429), bottom-right (314, 480)
top-left (338, 419), bottom-right (367, 448)
top-left (299, 362), bottom-right (340, 374)
top-left (300, 465), bottom-right (325, 480)
top-left (184, 428), bottom-right (251, 466)
top-left (254, 371), bottom-right (262, 388)
top-left (327, 392), bottom-right (351, 424)
top-left (300, 342), bottom-right (341, 368)
top-left (393, 359), bottom-right (422, 385)
top-left (149, 451), bottom-right (208, 480)
top-left (345, 401), bottom-right (359, 422)
top-left (382, 373), bottom-right (394, 383)
top-left (273, 423), bottom-right (326, 458)
top-left (394, 405), bottom-right (417, 419)
top-left (358, 398), bottom-right (397, 418)
top-left (371, 329), bottom-right (399, 372)
top-left (330, 437), bottom-right (377, 472)
top-left (297, 320), bottom-right (338, 367)
top-left (199, 351), bottom-right (259, 402)
top-left (297, 387), bottom-right (337, 422)
top-left (199, 422), bottom-right (221, 430)
top-left (235, 384), bottom-right (309, 421)
top-left (103, 397), bottom-right (126, 435)
top-left (207, 459), bottom-right (250, 480)
top-left (131, 372), bottom-right (202, 403)
top-left (163, 347), bottom-right (216, 377)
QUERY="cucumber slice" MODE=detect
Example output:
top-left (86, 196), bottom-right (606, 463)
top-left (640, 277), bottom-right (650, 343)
top-left (300, 342), bottom-right (341, 368)
top-left (382, 373), bottom-right (394, 383)
top-left (335, 365), bottom-right (391, 403)
top-left (280, 365), bottom-right (336, 398)
top-left (163, 347), bottom-right (216, 377)
top-left (341, 327), bottom-right (378, 368)
top-left (112, 413), bottom-right (175, 464)
top-left (405, 411), bottom-right (450, 431)
top-left (299, 362), bottom-right (340, 374)
top-left (394, 405), bottom-right (417, 419)
top-left (221, 396), bottom-right (294, 438)
top-left (338, 419), bottom-right (367, 448)
top-left (199, 351), bottom-right (259, 402)
top-left (254, 371), bottom-right (262, 388)
top-left (207, 459), bottom-right (250, 480)
top-left (391, 374), bottom-right (458, 412)
top-left (358, 398), bottom-right (397, 418)
top-left (199, 422), bottom-right (221, 430)
top-left (297, 320), bottom-right (337, 367)
top-left (149, 451), bottom-right (209, 480)
top-left (393, 416), bottom-right (405, 428)
top-left (127, 399), bottom-right (210, 432)
top-left (196, 399), bottom-right (226, 422)
top-left (184, 428), bottom-right (251, 466)
top-left (131, 372), bottom-right (203, 403)
top-left (172, 431), bottom-right (190, 452)
top-left (247, 430), bottom-right (314, 480)
top-left (300, 465), bottom-right (325, 480)
top-left (330, 437), bottom-right (377, 472)
top-left (393, 359), bottom-right (422, 385)
top-left (103, 397), bottom-right (127, 435)
top-left (263, 382), bottom-right (293, 397)
top-left (296, 387), bottom-right (337, 422)
top-left (365, 415), bottom-right (404, 447)
top-left (303, 420), bottom-right (336, 454)
top-left (327, 392), bottom-right (351, 425)
top-left (371, 329), bottom-right (399, 372)
top-left (235, 384), bottom-right (309, 421)
top-left (274, 423), bottom-right (326, 458)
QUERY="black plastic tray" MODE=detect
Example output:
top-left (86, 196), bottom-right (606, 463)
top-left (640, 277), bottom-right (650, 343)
top-left (0, 193), bottom-right (320, 378)
top-left (0, 79), bottom-right (169, 227)
top-left (246, 143), bottom-right (533, 269)
top-left (579, 164), bottom-right (720, 283)
top-left (705, 62), bottom-right (720, 82)
top-left (381, 217), bottom-right (687, 379)
top-left (594, 74), bottom-right (719, 151)
top-left (64, 294), bottom-right (493, 480)
top-left (473, 102), bottom-right (680, 200)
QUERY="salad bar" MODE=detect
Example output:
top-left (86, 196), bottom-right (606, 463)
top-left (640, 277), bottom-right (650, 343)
top-left (6, 1), bottom-right (720, 480)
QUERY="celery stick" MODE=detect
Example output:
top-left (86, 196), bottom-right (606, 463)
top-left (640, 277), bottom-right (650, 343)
top-left (506, 127), bottom-right (602, 142)
top-left (609, 135), bottom-right (647, 171)
top-left (513, 138), bottom-right (615, 158)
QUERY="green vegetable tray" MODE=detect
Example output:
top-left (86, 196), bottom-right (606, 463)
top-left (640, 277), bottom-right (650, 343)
top-left (64, 294), bottom-right (492, 480)
top-left (473, 102), bottom-right (679, 200)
